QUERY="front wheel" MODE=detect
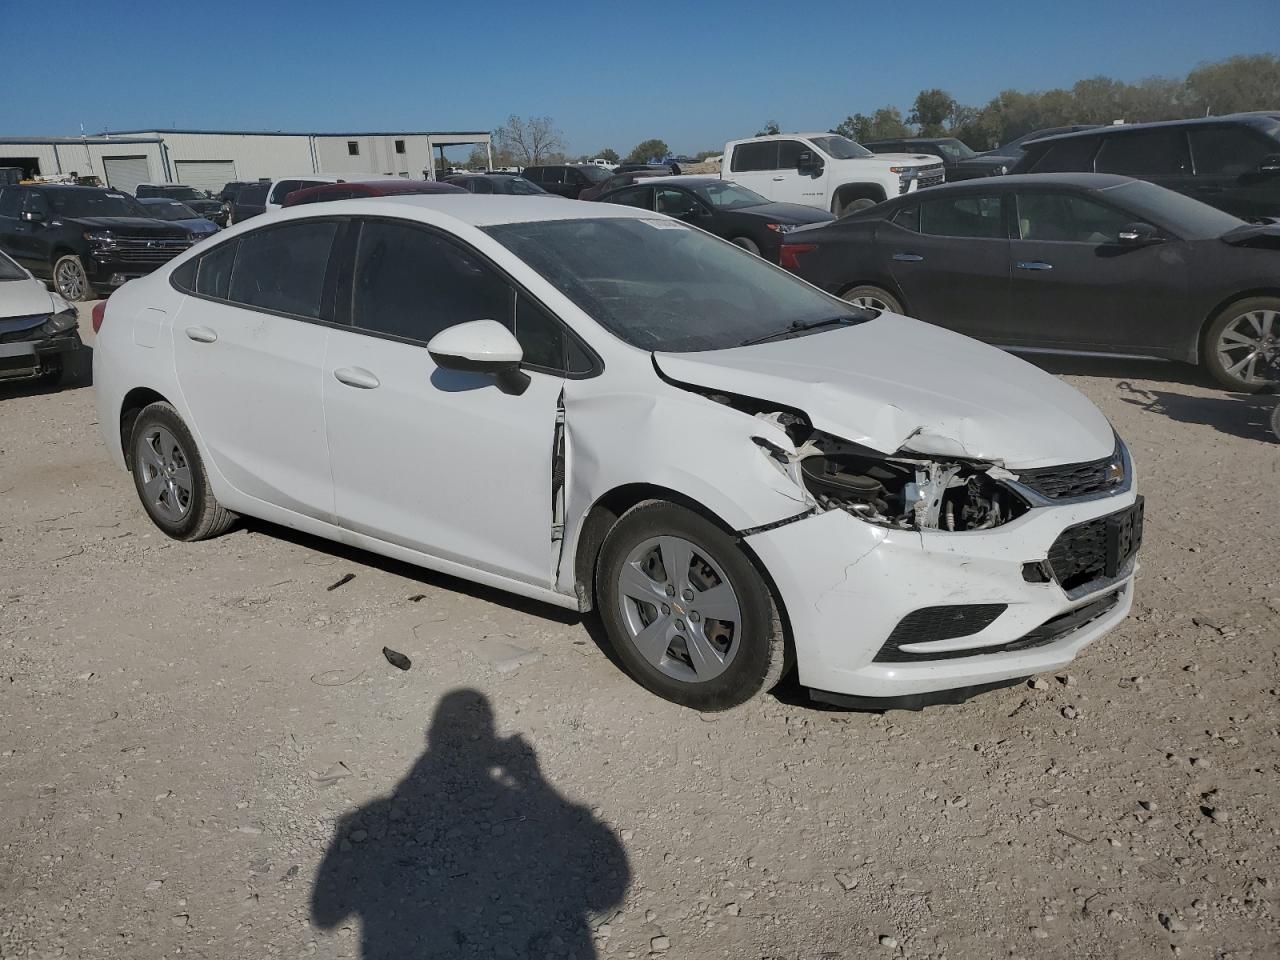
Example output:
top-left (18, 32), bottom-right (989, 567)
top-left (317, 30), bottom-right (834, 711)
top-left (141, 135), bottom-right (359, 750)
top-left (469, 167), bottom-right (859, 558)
top-left (53, 255), bottom-right (91, 301)
top-left (1203, 298), bottom-right (1279, 392)
top-left (731, 236), bottom-right (761, 256)
top-left (840, 284), bottom-right (902, 316)
top-left (837, 196), bottom-right (876, 217)
top-left (129, 402), bottom-right (237, 541)
top-left (597, 502), bottom-right (787, 711)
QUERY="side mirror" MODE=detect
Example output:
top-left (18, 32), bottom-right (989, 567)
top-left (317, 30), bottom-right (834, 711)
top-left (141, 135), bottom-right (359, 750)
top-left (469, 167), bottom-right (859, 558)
top-left (20, 210), bottom-right (45, 223)
top-left (1258, 154), bottom-right (1280, 175)
top-left (427, 319), bottom-right (529, 395)
top-left (796, 151), bottom-right (822, 175)
top-left (1117, 222), bottom-right (1161, 244)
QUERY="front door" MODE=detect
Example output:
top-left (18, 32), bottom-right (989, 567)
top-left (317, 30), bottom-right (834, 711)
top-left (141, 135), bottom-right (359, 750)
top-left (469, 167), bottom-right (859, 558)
top-left (323, 218), bottom-right (565, 588)
top-left (1005, 189), bottom-right (1188, 353)
top-left (885, 192), bottom-right (1011, 338)
top-left (727, 142), bottom-right (782, 200)
top-left (172, 219), bottom-right (338, 520)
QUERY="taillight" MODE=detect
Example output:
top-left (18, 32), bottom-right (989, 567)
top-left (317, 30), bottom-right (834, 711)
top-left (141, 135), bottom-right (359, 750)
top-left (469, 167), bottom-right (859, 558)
top-left (778, 243), bottom-right (816, 273)
top-left (91, 300), bottom-right (107, 334)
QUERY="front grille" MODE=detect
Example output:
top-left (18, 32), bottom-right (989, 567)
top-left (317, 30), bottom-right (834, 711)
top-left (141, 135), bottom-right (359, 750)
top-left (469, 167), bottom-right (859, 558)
top-left (93, 237), bottom-right (191, 263)
top-left (1017, 450), bottom-right (1120, 500)
top-left (875, 604), bottom-right (1007, 662)
top-left (917, 168), bottom-right (946, 189)
top-left (1047, 516), bottom-right (1110, 591)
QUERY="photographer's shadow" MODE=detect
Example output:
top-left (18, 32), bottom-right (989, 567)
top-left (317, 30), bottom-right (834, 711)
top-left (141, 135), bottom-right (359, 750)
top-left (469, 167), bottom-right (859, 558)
top-left (312, 689), bottom-right (630, 959)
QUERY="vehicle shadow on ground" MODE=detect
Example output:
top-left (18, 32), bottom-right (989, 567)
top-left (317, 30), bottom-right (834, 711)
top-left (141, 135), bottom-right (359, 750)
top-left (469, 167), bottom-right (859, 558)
top-left (0, 344), bottom-right (93, 400)
top-left (1115, 381), bottom-right (1277, 443)
top-left (1022, 353), bottom-right (1207, 386)
top-left (310, 688), bottom-right (630, 959)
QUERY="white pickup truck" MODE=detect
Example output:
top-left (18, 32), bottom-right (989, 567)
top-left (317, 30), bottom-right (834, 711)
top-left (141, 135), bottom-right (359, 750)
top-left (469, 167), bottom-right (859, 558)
top-left (721, 133), bottom-right (944, 216)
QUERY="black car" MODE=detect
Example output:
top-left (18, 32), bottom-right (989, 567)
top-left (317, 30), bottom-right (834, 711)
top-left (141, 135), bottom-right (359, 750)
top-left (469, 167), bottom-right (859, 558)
top-left (959, 125), bottom-right (1104, 179)
top-left (599, 176), bottom-right (834, 263)
top-left (520, 164), bottom-right (614, 199)
top-left (442, 174), bottom-right (548, 195)
top-left (227, 181), bottom-right (270, 225)
top-left (134, 183), bottom-right (225, 224)
top-left (778, 173), bottom-right (1280, 390)
top-left (0, 247), bottom-right (83, 384)
top-left (0, 185), bottom-right (193, 301)
top-left (864, 137), bottom-right (992, 181)
top-left (615, 162), bottom-right (678, 175)
top-left (1011, 114), bottom-right (1280, 220)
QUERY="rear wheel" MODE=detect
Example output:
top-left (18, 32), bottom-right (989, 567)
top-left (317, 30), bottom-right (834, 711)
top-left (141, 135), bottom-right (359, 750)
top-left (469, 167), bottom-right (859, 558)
top-left (1203, 297), bottom-right (1280, 392)
top-left (129, 402), bottom-right (236, 541)
top-left (597, 502), bottom-right (786, 711)
top-left (53, 255), bottom-right (91, 301)
top-left (837, 196), bottom-right (876, 217)
top-left (731, 237), bottom-right (761, 256)
top-left (840, 284), bottom-right (902, 316)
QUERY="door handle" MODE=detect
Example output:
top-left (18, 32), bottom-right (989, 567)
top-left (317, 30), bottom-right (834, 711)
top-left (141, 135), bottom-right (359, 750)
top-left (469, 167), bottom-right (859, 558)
top-left (333, 366), bottom-right (380, 390)
top-left (1015, 261), bottom-right (1053, 271)
top-left (771, 176), bottom-right (786, 181)
top-left (184, 326), bottom-right (217, 343)
top-left (892, 253), bottom-right (924, 262)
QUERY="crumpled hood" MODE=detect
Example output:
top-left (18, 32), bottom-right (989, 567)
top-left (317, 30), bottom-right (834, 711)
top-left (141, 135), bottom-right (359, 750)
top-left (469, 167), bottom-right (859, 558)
top-left (0, 276), bottom-right (57, 320)
top-left (654, 315), bottom-right (1114, 469)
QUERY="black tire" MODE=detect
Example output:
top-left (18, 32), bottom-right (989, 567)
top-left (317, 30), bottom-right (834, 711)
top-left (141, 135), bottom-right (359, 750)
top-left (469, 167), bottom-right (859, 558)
top-left (838, 196), bottom-right (876, 217)
top-left (1271, 400), bottom-right (1280, 442)
top-left (732, 236), bottom-right (761, 256)
top-left (52, 254), bottom-right (92, 302)
top-left (129, 402), bottom-right (236, 541)
top-left (1202, 297), bottom-right (1280, 392)
top-left (596, 502), bottom-right (787, 711)
top-left (840, 284), bottom-right (903, 316)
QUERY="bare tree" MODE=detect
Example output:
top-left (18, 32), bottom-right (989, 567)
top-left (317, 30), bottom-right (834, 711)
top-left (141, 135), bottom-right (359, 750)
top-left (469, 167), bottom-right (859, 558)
top-left (493, 115), bottom-right (566, 166)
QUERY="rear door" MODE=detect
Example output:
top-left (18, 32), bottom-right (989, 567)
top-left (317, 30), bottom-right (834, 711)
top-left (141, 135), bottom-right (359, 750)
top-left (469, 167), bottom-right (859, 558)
top-left (1094, 129), bottom-right (1195, 197)
top-left (728, 142), bottom-right (779, 199)
top-left (172, 220), bottom-right (339, 520)
top-left (0, 187), bottom-right (38, 271)
top-left (885, 191), bottom-right (1011, 337)
top-left (540, 167), bottom-right (571, 197)
top-left (770, 139), bottom-right (811, 205)
top-left (1187, 124), bottom-right (1280, 219)
top-left (1006, 188), bottom-right (1188, 353)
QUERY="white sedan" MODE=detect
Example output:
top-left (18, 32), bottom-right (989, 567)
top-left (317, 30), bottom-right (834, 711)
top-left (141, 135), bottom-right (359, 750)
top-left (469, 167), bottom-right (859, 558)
top-left (93, 195), bottom-right (1141, 711)
top-left (0, 248), bottom-right (82, 383)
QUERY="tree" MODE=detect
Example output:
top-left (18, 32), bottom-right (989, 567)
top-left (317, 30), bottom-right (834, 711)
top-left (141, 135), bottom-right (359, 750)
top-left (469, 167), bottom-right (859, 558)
top-left (598, 147), bottom-right (620, 163)
top-left (832, 107), bottom-right (909, 143)
top-left (1186, 54), bottom-right (1280, 116)
top-left (493, 115), bottom-right (566, 166)
top-left (756, 121), bottom-right (781, 136)
top-left (626, 138), bottom-right (670, 163)
top-left (909, 89), bottom-right (958, 137)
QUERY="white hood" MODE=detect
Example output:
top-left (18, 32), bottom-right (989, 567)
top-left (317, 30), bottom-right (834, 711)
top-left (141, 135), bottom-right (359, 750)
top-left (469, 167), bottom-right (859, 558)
top-left (0, 275), bottom-right (60, 320)
top-left (654, 315), bottom-right (1114, 469)
top-left (852, 152), bottom-right (938, 167)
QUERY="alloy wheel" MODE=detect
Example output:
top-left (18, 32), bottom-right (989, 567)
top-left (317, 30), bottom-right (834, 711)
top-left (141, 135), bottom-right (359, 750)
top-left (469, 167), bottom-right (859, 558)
top-left (136, 426), bottom-right (194, 522)
top-left (844, 294), bottom-right (889, 315)
top-left (616, 536), bottom-right (742, 683)
top-left (54, 259), bottom-right (87, 301)
top-left (1216, 309), bottom-right (1278, 385)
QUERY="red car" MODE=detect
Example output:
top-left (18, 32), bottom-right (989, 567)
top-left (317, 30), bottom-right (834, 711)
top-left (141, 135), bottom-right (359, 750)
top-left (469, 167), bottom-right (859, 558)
top-left (282, 179), bottom-right (465, 206)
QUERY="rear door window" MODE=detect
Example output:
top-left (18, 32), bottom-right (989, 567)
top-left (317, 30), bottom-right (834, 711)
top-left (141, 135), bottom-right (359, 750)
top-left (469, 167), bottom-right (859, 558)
top-left (918, 194), bottom-right (1004, 238)
top-left (1095, 130), bottom-right (1191, 176)
top-left (1028, 137), bottom-right (1099, 173)
top-left (227, 221), bottom-right (338, 318)
top-left (1189, 126), bottom-right (1274, 177)
top-left (731, 141), bottom-right (777, 172)
top-left (890, 203), bottom-right (920, 232)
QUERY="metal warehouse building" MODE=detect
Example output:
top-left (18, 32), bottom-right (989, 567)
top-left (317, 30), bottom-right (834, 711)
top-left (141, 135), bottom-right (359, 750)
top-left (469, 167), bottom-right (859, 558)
top-left (0, 128), bottom-right (493, 193)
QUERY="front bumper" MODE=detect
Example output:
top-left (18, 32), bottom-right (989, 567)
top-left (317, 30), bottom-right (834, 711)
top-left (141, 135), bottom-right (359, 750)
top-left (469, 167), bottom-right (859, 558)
top-left (86, 245), bottom-right (191, 289)
top-left (745, 486), bottom-right (1139, 701)
top-left (0, 329), bottom-right (83, 380)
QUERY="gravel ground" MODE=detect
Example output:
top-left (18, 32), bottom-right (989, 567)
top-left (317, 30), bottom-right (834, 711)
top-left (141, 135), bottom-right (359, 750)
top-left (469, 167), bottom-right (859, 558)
top-left (1, 307), bottom-right (1278, 960)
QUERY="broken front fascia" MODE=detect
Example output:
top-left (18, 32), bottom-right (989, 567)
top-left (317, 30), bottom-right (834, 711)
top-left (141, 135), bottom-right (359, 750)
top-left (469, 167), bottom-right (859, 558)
top-left (751, 410), bottom-right (1028, 534)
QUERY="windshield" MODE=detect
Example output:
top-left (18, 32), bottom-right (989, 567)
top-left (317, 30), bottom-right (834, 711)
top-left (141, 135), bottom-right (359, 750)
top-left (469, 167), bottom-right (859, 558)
top-left (578, 165), bottom-right (612, 183)
top-left (934, 139), bottom-right (976, 160)
top-left (809, 135), bottom-right (872, 159)
top-left (161, 186), bottom-right (203, 200)
top-left (1105, 179), bottom-right (1244, 239)
top-left (145, 200), bottom-right (199, 221)
top-left (0, 249), bottom-right (26, 281)
top-left (501, 177), bottom-right (545, 195)
top-left (48, 190), bottom-right (148, 218)
top-left (690, 181), bottom-right (767, 209)
top-left (484, 218), bottom-right (860, 352)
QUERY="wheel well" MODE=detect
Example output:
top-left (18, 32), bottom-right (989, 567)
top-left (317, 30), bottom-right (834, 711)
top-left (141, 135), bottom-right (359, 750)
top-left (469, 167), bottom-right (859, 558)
top-left (50, 245), bottom-right (79, 264)
top-left (1198, 288), bottom-right (1280, 362)
top-left (831, 183), bottom-right (887, 212)
top-left (119, 388), bottom-right (169, 470)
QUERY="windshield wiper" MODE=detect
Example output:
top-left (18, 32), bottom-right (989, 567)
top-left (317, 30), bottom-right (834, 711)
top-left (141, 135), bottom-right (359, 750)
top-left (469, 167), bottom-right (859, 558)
top-left (739, 313), bottom-right (870, 347)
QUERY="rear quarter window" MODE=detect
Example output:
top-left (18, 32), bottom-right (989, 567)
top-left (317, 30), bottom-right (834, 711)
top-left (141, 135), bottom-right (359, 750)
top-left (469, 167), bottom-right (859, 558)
top-left (1029, 138), bottom-right (1099, 173)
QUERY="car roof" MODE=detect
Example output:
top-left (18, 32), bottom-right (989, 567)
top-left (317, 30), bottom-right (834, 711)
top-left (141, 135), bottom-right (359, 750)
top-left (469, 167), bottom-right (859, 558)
top-left (729, 133), bottom-right (832, 142)
top-left (862, 172), bottom-right (1136, 207)
top-left (1023, 113), bottom-right (1279, 147)
top-left (138, 196), bottom-right (186, 203)
top-left (643, 175), bottom-right (723, 187)
top-left (284, 194), bottom-right (662, 227)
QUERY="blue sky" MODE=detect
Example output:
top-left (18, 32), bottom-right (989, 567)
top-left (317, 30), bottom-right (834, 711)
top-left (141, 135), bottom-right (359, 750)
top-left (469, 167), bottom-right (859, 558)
top-left (3, 0), bottom-right (1276, 157)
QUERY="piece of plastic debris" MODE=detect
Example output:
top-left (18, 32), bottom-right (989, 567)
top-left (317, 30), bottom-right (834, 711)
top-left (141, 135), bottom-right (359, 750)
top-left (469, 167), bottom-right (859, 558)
top-left (382, 647), bottom-right (411, 671)
top-left (407, 594), bottom-right (426, 602)
top-left (327, 573), bottom-right (355, 591)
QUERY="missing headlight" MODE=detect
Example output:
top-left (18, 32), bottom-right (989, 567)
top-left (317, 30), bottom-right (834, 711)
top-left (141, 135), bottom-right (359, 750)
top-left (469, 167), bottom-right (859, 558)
top-left (799, 434), bottom-right (1029, 531)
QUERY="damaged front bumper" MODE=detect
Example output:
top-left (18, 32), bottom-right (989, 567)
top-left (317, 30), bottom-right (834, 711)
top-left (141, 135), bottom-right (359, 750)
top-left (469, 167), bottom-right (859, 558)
top-left (745, 484), bottom-right (1139, 703)
top-left (0, 330), bottom-right (83, 381)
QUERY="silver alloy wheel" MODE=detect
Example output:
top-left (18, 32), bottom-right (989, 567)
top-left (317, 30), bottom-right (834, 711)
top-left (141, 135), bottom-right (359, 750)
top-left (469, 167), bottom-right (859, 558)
top-left (136, 426), bottom-right (194, 523)
top-left (1217, 308), bottom-right (1278, 384)
top-left (54, 258), bottom-right (88, 301)
top-left (844, 293), bottom-right (889, 315)
top-left (616, 535), bottom-right (742, 683)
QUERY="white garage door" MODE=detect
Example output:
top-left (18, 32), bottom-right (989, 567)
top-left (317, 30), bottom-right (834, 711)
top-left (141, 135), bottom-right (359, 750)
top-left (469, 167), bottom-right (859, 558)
top-left (175, 160), bottom-right (237, 194)
top-left (102, 156), bottom-right (152, 194)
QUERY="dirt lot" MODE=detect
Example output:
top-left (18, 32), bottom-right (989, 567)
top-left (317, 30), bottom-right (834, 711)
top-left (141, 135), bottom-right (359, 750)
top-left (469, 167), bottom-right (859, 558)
top-left (2, 306), bottom-right (1278, 960)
